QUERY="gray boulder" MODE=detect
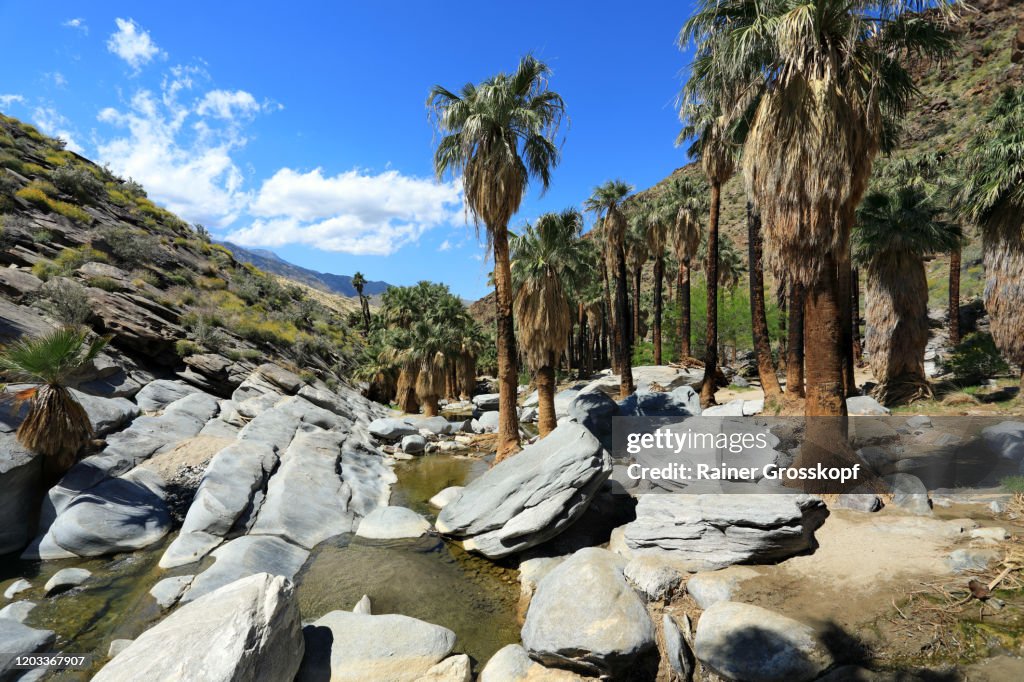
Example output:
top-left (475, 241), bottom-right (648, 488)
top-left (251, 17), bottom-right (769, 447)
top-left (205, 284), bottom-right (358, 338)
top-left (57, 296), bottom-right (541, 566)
top-left (149, 575), bottom-right (194, 608)
top-left (405, 416), bottom-right (457, 435)
top-left (296, 611), bottom-right (456, 682)
top-left (472, 393), bottom-right (500, 411)
top-left (181, 535), bottom-right (309, 604)
top-left (93, 573), bottom-right (304, 682)
top-left (623, 556), bottom-right (682, 602)
top-left (401, 434), bottom-right (427, 455)
top-left (135, 380), bottom-right (200, 412)
top-left (43, 568), bottom-right (91, 596)
top-left (685, 566), bottom-right (759, 610)
top-left (846, 396), bottom-right (890, 416)
top-left (618, 494), bottom-right (828, 571)
top-left (429, 486), bottom-right (464, 509)
top-left (0, 601), bottom-right (36, 624)
top-left (569, 391), bottom-right (618, 444)
top-left (356, 506), bottom-right (431, 540)
top-left (436, 423), bottom-right (612, 558)
top-left (479, 644), bottom-right (584, 681)
top-left (476, 410), bottom-right (500, 433)
top-left (3, 579), bottom-right (31, 600)
top-left (694, 601), bottom-right (833, 682)
top-left (884, 473), bottom-right (931, 515)
top-left (702, 399), bottom-right (745, 417)
top-left (981, 421), bottom-right (1024, 461)
top-left (368, 417), bottom-right (419, 441)
top-left (0, 619), bottom-right (55, 678)
top-left (663, 614), bottom-right (695, 681)
top-left (522, 547), bottom-right (656, 676)
top-left (617, 386), bottom-right (702, 418)
top-left (0, 439), bottom-right (41, 556)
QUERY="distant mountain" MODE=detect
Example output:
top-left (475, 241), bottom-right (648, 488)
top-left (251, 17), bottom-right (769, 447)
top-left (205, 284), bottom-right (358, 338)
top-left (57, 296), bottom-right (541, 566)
top-left (219, 241), bottom-right (392, 298)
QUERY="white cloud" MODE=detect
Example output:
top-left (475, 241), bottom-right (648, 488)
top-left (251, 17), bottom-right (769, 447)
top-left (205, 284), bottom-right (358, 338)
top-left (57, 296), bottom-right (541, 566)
top-left (438, 239), bottom-right (452, 252)
top-left (0, 94), bottom-right (24, 109)
top-left (47, 72), bottom-right (67, 88)
top-left (225, 167), bottom-right (462, 256)
top-left (107, 18), bottom-right (163, 72)
top-left (33, 106), bottom-right (83, 153)
top-left (63, 18), bottom-right (88, 34)
top-left (196, 90), bottom-right (260, 120)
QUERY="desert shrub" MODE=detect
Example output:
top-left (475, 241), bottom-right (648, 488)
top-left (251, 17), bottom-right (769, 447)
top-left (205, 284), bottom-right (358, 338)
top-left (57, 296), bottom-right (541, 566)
top-left (51, 164), bottom-right (103, 202)
top-left (0, 171), bottom-right (19, 196)
top-left (29, 228), bottom-right (54, 243)
top-left (194, 224), bottom-right (211, 243)
top-left (167, 268), bottom-right (196, 287)
top-left (37, 278), bottom-right (91, 324)
top-left (175, 339), bottom-right (202, 357)
top-left (184, 314), bottom-right (225, 352)
top-left (15, 186), bottom-right (50, 206)
top-left (97, 226), bottom-right (161, 268)
top-left (106, 187), bottom-right (131, 207)
top-left (944, 332), bottom-right (1010, 385)
top-left (0, 152), bottom-right (24, 174)
top-left (196, 276), bottom-right (227, 290)
top-left (48, 199), bottom-right (91, 224)
top-left (17, 122), bottom-right (45, 142)
top-left (131, 270), bottom-right (160, 288)
top-left (299, 370), bottom-right (316, 384)
top-left (86, 276), bottom-right (121, 292)
top-left (33, 246), bottom-right (109, 280)
top-left (122, 179), bottom-right (147, 198)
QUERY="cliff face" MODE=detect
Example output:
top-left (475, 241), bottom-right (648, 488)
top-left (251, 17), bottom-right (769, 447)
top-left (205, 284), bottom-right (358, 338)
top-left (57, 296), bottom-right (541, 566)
top-left (0, 113), bottom-right (360, 398)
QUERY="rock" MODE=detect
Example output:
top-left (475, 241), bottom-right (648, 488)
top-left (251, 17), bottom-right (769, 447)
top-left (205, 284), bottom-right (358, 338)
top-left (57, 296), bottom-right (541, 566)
top-left (405, 416), bottom-right (457, 435)
top-left (160, 441), bottom-right (278, 568)
top-left (694, 602), bottom-right (833, 682)
top-left (702, 399), bottom-right (745, 417)
top-left (522, 547), bottom-right (655, 676)
top-left (971, 527), bottom-right (1009, 542)
top-left (3, 579), bottom-right (31, 600)
top-left (401, 434), bottom-right (427, 455)
top-left (181, 535), bottom-right (310, 604)
top-left (0, 441), bottom-right (41, 556)
top-left (476, 410), bottom-right (500, 433)
top-left (135, 380), bottom-right (200, 412)
top-left (632, 366), bottom-right (704, 391)
top-left (107, 639), bottom-right (133, 659)
top-left (0, 619), bottom-right (55, 678)
top-left (368, 417), bottom-right (419, 441)
top-left (846, 396), bottom-right (890, 416)
top-left (568, 391), bottom-right (618, 444)
top-left (617, 495), bottom-right (828, 571)
top-left (237, 402), bottom-right (302, 451)
top-left (948, 548), bottom-right (1000, 573)
top-left (436, 423), bottom-right (612, 558)
top-left (0, 601), bottom-right (36, 623)
top-left (417, 655), bottom-right (472, 682)
top-left (663, 614), bottom-right (695, 681)
top-left (685, 566), bottom-right (760, 609)
top-left (149, 576), bottom-right (193, 608)
top-left (428, 486), bottom-right (464, 509)
top-left (520, 406), bottom-right (538, 423)
top-left (479, 644), bottom-right (585, 681)
top-left (44, 568), bottom-right (91, 596)
top-left (906, 415), bottom-right (932, 429)
top-left (356, 506), bottom-right (431, 539)
top-left (835, 492), bottom-right (883, 513)
top-left (731, 376), bottom-right (751, 388)
top-left (849, 419), bottom-right (900, 448)
top-left (884, 473), bottom-right (931, 515)
top-left (48, 469), bottom-right (171, 557)
top-left (472, 393), bottom-right (500, 411)
top-left (1, 389), bottom-right (137, 439)
top-left (623, 556), bottom-right (683, 601)
top-left (296, 611), bottom-right (456, 682)
top-left (93, 573), bottom-right (304, 682)
top-left (981, 421), bottom-right (1024, 461)
top-left (249, 429), bottom-right (357, 549)
top-left (743, 399), bottom-right (764, 416)
top-left (0, 267), bottom-right (43, 299)
top-left (352, 594), bottom-right (371, 615)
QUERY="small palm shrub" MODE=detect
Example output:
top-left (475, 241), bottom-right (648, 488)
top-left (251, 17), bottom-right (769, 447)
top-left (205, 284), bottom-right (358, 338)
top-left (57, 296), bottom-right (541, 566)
top-left (0, 328), bottom-right (109, 475)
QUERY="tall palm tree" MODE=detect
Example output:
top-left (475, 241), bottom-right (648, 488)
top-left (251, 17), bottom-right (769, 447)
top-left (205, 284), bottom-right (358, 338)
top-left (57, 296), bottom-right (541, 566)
top-left (855, 184), bottom-right (962, 405)
top-left (665, 176), bottom-right (706, 360)
top-left (429, 56), bottom-right (566, 459)
top-left (585, 180), bottom-right (636, 398)
top-left (958, 86), bottom-right (1024, 393)
top-left (625, 210), bottom-right (649, 346)
top-left (352, 271), bottom-right (371, 333)
top-left (747, 202), bottom-right (783, 401)
top-left (0, 328), bottom-right (109, 477)
top-left (511, 208), bottom-right (587, 436)
top-left (681, 0), bottom-right (956, 417)
top-left (678, 100), bottom-right (740, 407)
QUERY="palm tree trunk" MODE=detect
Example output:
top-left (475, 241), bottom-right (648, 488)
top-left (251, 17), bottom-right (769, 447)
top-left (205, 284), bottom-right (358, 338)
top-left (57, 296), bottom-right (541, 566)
top-left (680, 263), bottom-right (691, 358)
top-left (632, 266), bottom-right (642, 345)
top-left (577, 303), bottom-right (587, 380)
top-left (700, 181), bottom-right (722, 407)
top-left (396, 368), bottom-right (419, 413)
top-left (491, 225), bottom-right (521, 462)
top-left (949, 246), bottom-right (961, 346)
top-left (803, 256), bottom-right (848, 417)
top-left (614, 239), bottom-right (635, 399)
top-left (747, 203), bottom-right (782, 400)
top-left (600, 305), bottom-right (609, 370)
top-left (787, 282), bottom-right (805, 398)
top-left (422, 396), bottom-right (440, 417)
top-left (778, 276), bottom-right (788, 370)
top-left (653, 256), bottom-right (664, 365)
top-left (852, 267), bottom-right (862, 366)
top-left (536, 364), bottom-right (557, 437)
top-left (837, 250), bottom-right (857, 397)
top-left (360, 295), bottom-right (370, 333)
top-left (601, 263), bottom-right (615, 374)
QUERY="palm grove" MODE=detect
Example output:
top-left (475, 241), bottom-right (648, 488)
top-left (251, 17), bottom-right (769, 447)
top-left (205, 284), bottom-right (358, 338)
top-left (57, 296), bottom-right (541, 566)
top-left (7, 2), bottom-right (1023, 475)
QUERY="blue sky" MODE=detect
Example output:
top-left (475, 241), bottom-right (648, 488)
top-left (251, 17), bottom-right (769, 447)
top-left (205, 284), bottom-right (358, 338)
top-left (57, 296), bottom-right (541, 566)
top-left (0, 1), bottom-right (697, 299)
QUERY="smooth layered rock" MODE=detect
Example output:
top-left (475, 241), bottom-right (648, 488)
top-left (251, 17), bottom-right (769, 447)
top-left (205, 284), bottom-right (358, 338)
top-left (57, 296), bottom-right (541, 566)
top-left (135, 380), bottom-right (200, 412)
top-left (149, 575), bottom-right (193, 608)
top-left (160, 441), bottom-right (278, 568)
top-left (417, 655), bottom-right (472, 682)
top-left (479, 644), bottom-right (586, 681)
top-left (0, 619), bottom-right (55, 677)
top-left (44, 568), bottom-right (91, 596)
top-left (428, 486), bottom-right (464, 509)
top-left (436, 423), bottom-right (612, 558)
top-left (368, 417), bottom-right (419, 441)
top-left (296, 611), bottom-right (456, 682)
top-left (0, 440), bottom-right (41, 556)
top-left (623, 556), bottom-right (682, 601)
top-left (694, 601), bottom-right (833, 682)
top-left (663, 614), bottom-right (695, 681)
top-left (181, 535), bottom-right (309, 604)
top-left (93, 573), bottom-right (304, 682)
top-left (401, 434), bottom-right (427, 454)
top-left (618, 494), bottom-right (828, 571)
top-left (685, 566), bottom-right (760, 609)
top-left (568, 391), bottom-right (618, 444)
top-left (846, 396), bottom-right (890, 416)
top-left (522, 547), bottom-right (655, 676)
top-left (356, 506), bottom-right (431, 539)
top-left (981, 421), bottom-right (1024, 461)
top-left (0, 601), bottom-right (36, 623)
top-left (472, 393), bottom-right (500, 411)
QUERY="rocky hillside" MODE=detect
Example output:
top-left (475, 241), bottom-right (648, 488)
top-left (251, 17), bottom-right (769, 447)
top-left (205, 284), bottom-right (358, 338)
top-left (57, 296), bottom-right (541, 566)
top-left (0, 112), bottom-right (362, 397)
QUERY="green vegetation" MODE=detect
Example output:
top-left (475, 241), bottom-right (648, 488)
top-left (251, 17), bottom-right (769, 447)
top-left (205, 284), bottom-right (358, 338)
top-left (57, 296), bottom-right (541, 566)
top-left (944, 333), bottom-right (1011, 386)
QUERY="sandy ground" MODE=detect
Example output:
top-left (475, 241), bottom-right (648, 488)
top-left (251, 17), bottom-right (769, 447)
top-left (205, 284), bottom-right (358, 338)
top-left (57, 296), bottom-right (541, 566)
top-left (138, 435), bottom-right (234, 481)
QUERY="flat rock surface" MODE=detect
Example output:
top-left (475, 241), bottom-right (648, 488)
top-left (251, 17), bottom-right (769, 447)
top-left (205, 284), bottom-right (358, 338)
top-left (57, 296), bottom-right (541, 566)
top-left (181, 535), bottom-right (309, 604)
top-left (355, 506), bottom-right (431, 540)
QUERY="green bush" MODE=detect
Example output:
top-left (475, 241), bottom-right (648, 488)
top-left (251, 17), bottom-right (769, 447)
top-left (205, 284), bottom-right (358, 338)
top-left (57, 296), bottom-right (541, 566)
top-left (51, 164), bottom-right (103, 202)
top-left (96, 226), bottom-right (161, 267)
top-left (944, 332), bottom-right (1010, 385)
top-left (37, 278), bottom-right (92, 324)
top-left (86, 276), bottom-right (121, 292)
top-left (175, 339), bottom-right (202, 357)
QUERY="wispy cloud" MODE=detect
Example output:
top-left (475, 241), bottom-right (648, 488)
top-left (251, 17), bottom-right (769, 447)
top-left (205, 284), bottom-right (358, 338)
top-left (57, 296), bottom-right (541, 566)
top-left (62, 18), bottom-right (88, 35)
top-left (438, 239), bottom-right (453, 252)
top-left (33, 106), bottom-right (83, 153)
top-left (46, 72), bottom-right (67, 88)
top-left (0, 94), bottom-right (25, 110)
top-left (107, 18), bottom-right (163, 72)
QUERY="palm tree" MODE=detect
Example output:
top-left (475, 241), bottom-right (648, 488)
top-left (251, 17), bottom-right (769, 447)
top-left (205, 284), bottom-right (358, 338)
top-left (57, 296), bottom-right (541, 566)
top-left (747, 202), bottom-right (783, 401)
top-left (958, 86), bottom-right (1024, 393)
top-left (678, 99), bottom-right (739, 407)
top-left (665, 176), bottom-right (706, 360)
top-left (352, 271), bottom-right (371, 333)
top-left (0, 328), bottom-right (109, 477)
top-left (585, 180), bottom-right (636, 398)
top-left (681, 0), bottom-right (956, 417)
top-left (511, 208), bottom-right (587, 436)
top-left (855, 184), bottom-right (962, 405)
top-left (429, 55), bottom-right (566, 460)
top-left (624, 211), bottom-right (649, 346)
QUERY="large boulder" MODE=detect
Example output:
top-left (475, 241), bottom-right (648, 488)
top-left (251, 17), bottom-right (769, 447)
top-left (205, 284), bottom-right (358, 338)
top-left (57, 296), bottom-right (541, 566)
top-left (181, 535), bottom-right (310, 604)
top-left (472, 393), bottom-right (500, 411)
top-left (981, 421), bottom-right (1024, 462)
top-left (846, 396), bottom-right (890, 416)
top-left (135, 380), bottom-right (201, 412)
top-left (296, 611), bottom-right (456, 682)
top-left (368, 417), bottom-right (419, 441)
top-left (93, 573), bottom-right (304, 682)
top-left (617, 386), bottom-right (702, 418)
top-left (617, 494), bottom-right (828, 571)
top-left (0, 619), bottom-right (55, 678)
top-left (632, 365), bottom-right (704, 391)
top-left (0, 438), bottom-right (41, 556)
top-left (694, 601), bottom-right (834, 682)
top-left (479, 644), bottom-right (587, 681)
top-left (522, 547), bottom-right (656, 676)
top-left (436, 423), bottom-right (612, 558)
top-left (356, 506), bottom-right (431, 540)
top-left (568, 391), bottom-right (618, 445)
